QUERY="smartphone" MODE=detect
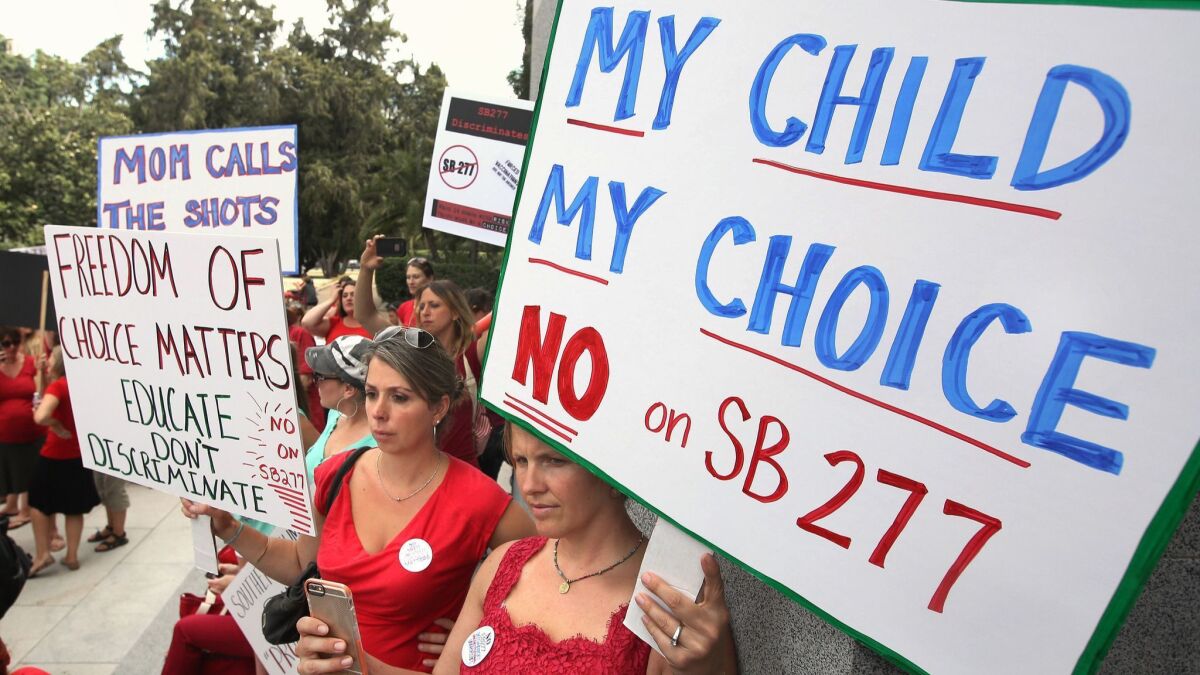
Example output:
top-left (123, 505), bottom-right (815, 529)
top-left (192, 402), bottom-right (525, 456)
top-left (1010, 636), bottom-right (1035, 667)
top-left (375, 237), bottom-right (408, 257)
top-left (306, 579), bottom-right (368, 675)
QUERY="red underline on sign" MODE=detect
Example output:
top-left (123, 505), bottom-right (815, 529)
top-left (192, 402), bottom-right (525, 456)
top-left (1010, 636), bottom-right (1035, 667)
top-left (699, 328), bottom-right (1031, 469)
top-left (528, 257), bottom-right (609, 285)
top-left (504, 396), bottom-right (575, 444)
top-left (506, 393), bottom-right (579, 436)
top-left (272, 485), bottom-right (305, 498)
top-left (751, 158), bottom-right (1062, 221)
top-left (566, 118), bottom-right (646, 137)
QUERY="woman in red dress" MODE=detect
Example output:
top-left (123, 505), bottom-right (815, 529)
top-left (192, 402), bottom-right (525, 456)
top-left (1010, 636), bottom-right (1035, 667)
top-left (298, 425), bottom-right (739, 675)
top-left (0, 326), bottom-right (42, 529)
top-left (184, 328), bottom-right (534, 673)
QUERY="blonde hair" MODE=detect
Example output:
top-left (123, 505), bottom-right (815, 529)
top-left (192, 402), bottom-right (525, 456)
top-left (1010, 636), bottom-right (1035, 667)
top-left (416, 281), bottom-right (475, 359)
top-left (48, 346), bottom-right (65, 379)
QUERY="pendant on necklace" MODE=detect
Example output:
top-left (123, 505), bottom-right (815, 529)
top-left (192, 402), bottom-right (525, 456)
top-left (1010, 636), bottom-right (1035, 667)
top-left (559, 581), bottom-right (570, 594)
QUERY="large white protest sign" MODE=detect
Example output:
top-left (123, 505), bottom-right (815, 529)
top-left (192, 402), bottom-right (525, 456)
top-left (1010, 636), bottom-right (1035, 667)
top-left (226, 530), bottom-right (300, 675)
top-left (98, 126), bottom-right (300, 274)
top-left (422, 91), bottom-right (533, 247)
top-left (44, 225), bottom-right (315, 535)
top-left (480, 1), bottom-right (1200, 672)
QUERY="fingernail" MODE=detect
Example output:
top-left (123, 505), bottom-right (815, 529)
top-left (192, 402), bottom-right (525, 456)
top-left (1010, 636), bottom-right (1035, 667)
top-left (317, 624), bottom-right (328, 635)
top-left (641, 572), bottom-right (654, 584)
top-left (334, 641), bottom-right (346, 652)
top-left (342, 657), bottom-right (353, 667)
top-left (634, 594), bottom-right (647, 607)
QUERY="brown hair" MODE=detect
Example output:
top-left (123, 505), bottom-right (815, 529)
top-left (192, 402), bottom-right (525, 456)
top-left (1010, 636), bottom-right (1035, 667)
top-left (416, 280), bottom-right (475, 359)
top-left (367, 331), bottom-right (464, 413)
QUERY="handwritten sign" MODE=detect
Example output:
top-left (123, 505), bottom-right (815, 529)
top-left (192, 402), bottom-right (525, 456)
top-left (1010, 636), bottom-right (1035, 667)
top-left (226, 530), bottom-right (300, 675)
top-left (44, 225), bottom-right (314, 534)
top-left (480, 1), bottom-right (1200, 673)
top-left (423, 91), bottom-right (533, 247)
top-left (97, 126), bottom-right (300, 275)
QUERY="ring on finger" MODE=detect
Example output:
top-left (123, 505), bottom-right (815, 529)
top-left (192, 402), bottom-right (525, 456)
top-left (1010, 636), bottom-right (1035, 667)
top-left (670, 624), bottom-right (683, 647)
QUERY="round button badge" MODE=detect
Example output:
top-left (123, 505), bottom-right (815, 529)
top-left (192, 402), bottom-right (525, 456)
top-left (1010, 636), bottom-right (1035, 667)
top-left (462, 625), bottom-right (495, 667)
top-left (398, 538), bottom-right (433, 572)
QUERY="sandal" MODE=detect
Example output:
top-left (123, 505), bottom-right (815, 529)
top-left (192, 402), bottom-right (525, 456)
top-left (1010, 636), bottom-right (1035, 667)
top-left (60, 559), bottom-right (80, 571)
top-left (87, 526), bottom-right (114, 543)
top-left (50, 534), bottom-right (66, 552)
top-left (6, 515), bottom-right (29, 530)
top-left (29, 556), bottom-right (54, 578)
top-left (94, 532), bottom-right (129, 552)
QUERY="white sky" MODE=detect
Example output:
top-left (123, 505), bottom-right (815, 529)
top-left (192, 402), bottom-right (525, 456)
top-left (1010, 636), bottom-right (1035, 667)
top-left (1, 0), bottom-right (526, 98)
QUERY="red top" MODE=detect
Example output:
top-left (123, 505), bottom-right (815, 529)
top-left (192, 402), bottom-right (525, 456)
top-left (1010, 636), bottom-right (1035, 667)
top-left (396, 299), bottom-right (416, 327)
top-left (315, 451), bottom-right (510, 671)
top-left (0, 356), bottom-right (41, 444)
top-left (463, 537), bottom-right (651, 675)
top-left (39, 377), bottom-right (80, 460)
top-left (325, 315), bottom-right (372, 342)
top-left (439, 343), bottom-right (482, 468)
top-left (289, 325), bottom-right (326, 431)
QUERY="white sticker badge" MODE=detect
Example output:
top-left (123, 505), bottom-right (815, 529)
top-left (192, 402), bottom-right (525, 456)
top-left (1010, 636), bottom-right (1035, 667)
top-left (462, 625), bottom-right (495, 667)
top-left (399, 538), bottom-right (433, 572)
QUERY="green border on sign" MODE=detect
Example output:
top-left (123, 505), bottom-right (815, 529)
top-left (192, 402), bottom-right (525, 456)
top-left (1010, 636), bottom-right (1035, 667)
top-left (951, 0), bottom-right (1200, 8)
top-left (481, 2), bottom-right (1200, 673)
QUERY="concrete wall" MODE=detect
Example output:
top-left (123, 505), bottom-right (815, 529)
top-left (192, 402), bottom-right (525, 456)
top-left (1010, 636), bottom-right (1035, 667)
top-left (528, 2), bottom-right (1199, 671)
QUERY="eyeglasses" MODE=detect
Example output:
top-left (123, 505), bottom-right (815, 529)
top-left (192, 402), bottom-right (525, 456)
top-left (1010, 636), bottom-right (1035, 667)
top-left (379, 324), bottom-right (436, 345)
top-left (407, 257), bottom-right (429, 267)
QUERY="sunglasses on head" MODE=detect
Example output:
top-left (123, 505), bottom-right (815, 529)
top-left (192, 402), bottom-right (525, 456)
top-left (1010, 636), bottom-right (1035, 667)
top-left (313, 372), bottom-right (338, 383)
top-left (394, 327), bottom-right (435, 350)
top-left (407, 257), bottom-right (429, 266)
top-left (0, 340), bottom-right (15, 348)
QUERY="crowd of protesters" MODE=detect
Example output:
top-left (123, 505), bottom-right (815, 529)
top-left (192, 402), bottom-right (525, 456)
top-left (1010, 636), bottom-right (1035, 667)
top-left (0, 235), bottom-right (738, 674)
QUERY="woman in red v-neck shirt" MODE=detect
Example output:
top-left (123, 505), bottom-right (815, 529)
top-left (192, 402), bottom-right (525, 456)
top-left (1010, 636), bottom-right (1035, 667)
top-left (183, 328), bottom-right (534, 673)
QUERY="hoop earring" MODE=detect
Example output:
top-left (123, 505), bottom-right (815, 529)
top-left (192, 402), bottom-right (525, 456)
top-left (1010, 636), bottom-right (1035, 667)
top-left (335, 394), bottom-right (360, 420)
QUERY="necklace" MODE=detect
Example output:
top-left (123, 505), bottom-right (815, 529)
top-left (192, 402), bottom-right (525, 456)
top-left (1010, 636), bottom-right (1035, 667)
top-left (553, 534), bottom-right (645, 594)
top-left (375, 452), bottom-right (442, 502)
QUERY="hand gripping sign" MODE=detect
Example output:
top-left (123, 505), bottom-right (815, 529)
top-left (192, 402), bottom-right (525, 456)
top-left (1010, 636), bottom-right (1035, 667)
top-left (480, 1), bottom-right (1200, 673)
top-left (44, 225), bottom-right (315, 534)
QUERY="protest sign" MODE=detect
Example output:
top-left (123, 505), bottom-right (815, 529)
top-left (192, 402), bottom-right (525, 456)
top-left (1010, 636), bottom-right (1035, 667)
top-left (97, 126), bottom-right (300, 274)
top-left (226, 530), bottom-right (301, 675)
top-left (43, 225), bottom-right (315, 534)
top-left (0, 250), bottom-right (56, 329)
top-left (422, 91), bottom-right (533, 247)
top-left (480, 1), bottom-right (1200, 672)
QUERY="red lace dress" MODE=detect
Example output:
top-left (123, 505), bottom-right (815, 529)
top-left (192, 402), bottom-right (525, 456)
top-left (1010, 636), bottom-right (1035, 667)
top-left (462, 537), bottom-right (651, 674)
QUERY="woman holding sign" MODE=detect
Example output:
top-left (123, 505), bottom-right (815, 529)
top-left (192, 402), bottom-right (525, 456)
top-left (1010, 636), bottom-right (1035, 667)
top-left (297, 424), bottom-right (738, 674)
top-left (183, 327), bottom-right (534, 673)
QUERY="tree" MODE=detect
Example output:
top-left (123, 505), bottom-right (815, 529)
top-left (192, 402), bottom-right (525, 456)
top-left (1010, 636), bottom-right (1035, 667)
top-left (0, 36), bottom-right (136, 247)
top-left (508, 0), bottom-right (532, 100)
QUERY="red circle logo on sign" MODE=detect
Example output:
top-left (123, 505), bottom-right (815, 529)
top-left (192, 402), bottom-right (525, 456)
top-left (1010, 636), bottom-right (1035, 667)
top-left (438, 145), bottom-right (479, 190)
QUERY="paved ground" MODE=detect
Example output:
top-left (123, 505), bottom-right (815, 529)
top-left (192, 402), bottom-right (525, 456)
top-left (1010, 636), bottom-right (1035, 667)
top-left (1, 465), bottom-right (515, 674)
top-left (2, 484), bottom-right (197, 674)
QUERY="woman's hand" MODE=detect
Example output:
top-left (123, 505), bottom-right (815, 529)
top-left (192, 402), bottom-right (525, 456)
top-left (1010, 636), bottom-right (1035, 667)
top-left (179, 498), bottom-right (238, 540)
top-left (295, 616), bottom-right (357, 674)
top-left (637, 553), bottom-right (738, 674)
top-left (417, 617), bottom-right (455, 668)
top-left (206, 562), bottom-right (241, 595)
top-left (361, 235), bottom-right (385, 271)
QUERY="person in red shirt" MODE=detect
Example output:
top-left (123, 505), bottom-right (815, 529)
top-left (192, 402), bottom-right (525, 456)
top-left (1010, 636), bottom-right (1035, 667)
top-left (0, 326), bottom-right (42, 529)
top-left (396, 257), bottom-right (436, 327)
top-left (287, 301), bottom-right (326, 432)
top-left (421, 426), bottom-right (736, 675)
top-left (183, 328), bottom-right (535, 673)
top-left (29, 348), bottom-right (100, 575)
top-left (301, 279), bottom-right (372, 342)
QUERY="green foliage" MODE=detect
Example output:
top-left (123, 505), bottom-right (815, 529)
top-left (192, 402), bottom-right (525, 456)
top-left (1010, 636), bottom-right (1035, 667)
top-left (375, 254), bottom-right (502, 305)
top-left (0, 35), bottom-right (136, 247)
top-left (0, 1), bottom-right (521, 260)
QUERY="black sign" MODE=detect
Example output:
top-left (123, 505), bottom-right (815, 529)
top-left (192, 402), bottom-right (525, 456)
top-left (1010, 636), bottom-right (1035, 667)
top-left (0, 250), bottom-right (57, 329)
top-left (445, 97), bottom-right (532, 146)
